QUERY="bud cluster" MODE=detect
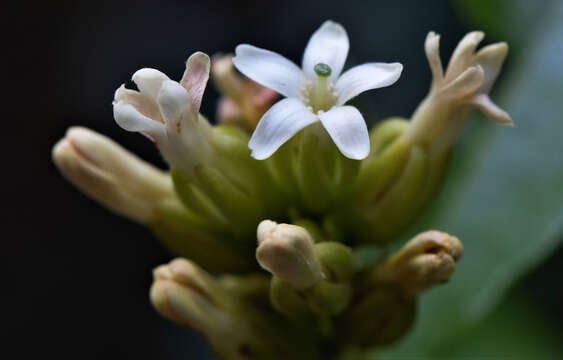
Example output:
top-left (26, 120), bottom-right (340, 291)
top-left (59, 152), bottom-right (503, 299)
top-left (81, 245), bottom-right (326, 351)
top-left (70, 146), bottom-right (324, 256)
top-left (52, 23), bottom-right (511, 359)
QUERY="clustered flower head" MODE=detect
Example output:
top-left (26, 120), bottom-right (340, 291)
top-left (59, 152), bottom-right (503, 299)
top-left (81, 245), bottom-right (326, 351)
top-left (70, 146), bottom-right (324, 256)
top-left (52, 20), bottom-right (511, 359)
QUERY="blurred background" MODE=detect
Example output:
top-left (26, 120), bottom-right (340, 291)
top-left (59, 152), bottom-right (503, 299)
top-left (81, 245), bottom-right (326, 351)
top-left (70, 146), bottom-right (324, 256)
top-left (7, 0), bottom-right (562, 359)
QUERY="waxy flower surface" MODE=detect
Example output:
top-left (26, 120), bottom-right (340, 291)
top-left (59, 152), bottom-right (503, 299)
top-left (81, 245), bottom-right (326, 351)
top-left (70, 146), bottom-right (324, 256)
top-left (113, 52), bottom-right (212, 171)
top-left (424, 31), bottom-right (511, 125)
top-left (233, 20), bottom-right (403, 160)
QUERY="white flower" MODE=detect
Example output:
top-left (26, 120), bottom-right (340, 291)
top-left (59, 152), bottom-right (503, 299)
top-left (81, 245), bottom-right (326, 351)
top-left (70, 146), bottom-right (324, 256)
top-left (112, 52), bottom-right (212, 171)
top-left (233, 20), bottom-right (403, 160)
top-left (424, 31), bottom-right (512, 125)
top-left (404, 31), bottom-right (512, 151)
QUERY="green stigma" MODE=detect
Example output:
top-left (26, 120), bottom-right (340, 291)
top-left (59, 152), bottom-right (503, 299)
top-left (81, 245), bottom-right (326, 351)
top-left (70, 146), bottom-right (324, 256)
top-left (314, 63), bottom-right (332, 77)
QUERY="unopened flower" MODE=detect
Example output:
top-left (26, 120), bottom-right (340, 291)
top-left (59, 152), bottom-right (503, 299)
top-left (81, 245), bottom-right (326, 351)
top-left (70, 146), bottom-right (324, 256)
top-left (212, 54), bottom-right (278, 129)
top-left (256, 220), bottom-right (325, 289)
top-left (113, 52), bottom-right (213, 171)
top-left (233, 20), bottom-right (403, 160)
top-left (372, 230), bottom-right (463, 296)
top-left (52, 127), bottom-right (174, 223)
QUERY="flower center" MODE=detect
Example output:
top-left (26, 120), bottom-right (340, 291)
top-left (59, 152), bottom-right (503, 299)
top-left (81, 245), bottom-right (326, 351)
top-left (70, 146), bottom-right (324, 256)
top-left (301, 63), bottom-right (337, 113)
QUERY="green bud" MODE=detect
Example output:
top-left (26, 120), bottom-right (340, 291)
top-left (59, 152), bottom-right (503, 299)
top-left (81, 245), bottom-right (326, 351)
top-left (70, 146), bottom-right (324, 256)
top-left (150, 198), bottom-right (255, 273)
top-left (339, 287), bottom-right (415, 346)
top-left (315, 242), bottom-right (355, 282)
top-left (266, 137), bottom-right (300, 200)
top-left (361, 145), bottom-right (429, 243)
top-left (171, 167), bottom-right (231, 229)
top-left (354, 135), bottom-right (410, 208)
top-left (296, 125), bottom-right (337, 213)
top-left (368, 117), bottom-right (409, 158)
top-left (270, 277), bottom-right (312, 319)
top-left (331, 133), bottom-right (409, 243)
top-left (210, 125), bottom-right (287, 216)
top-left (194, 163), bottom-right (263, 238)
top-left (307, 281), bottom-right (352, 316)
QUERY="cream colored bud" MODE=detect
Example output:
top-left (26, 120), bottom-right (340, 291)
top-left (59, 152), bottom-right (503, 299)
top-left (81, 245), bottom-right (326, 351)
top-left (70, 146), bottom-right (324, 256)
top-left (256, 220), bottom-right (325, 289)
top-left (212, 54), bottom-right (245, 102)
top-left (212, 53), bottom-right (278, 130)
top-left (151, 259), bottom-right (288, 359)
top-left (374, 230), bottom-right (463, 296)
top-left (52, 127), bottom-right (174, 223)
top-left (150, 266), bottom-right (211, 332)
top-left (150, 259), bottom-right (227, 333)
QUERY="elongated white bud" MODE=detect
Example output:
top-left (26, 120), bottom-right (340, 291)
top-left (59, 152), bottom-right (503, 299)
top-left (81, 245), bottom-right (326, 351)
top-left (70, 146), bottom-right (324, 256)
top-left (52, 127), bottom-right (174, 223)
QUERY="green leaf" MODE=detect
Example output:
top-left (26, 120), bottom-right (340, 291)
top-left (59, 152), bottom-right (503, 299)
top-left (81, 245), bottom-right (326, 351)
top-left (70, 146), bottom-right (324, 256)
top-left (437, 286), bottom-right (563, 358)
top-left (380, 0), bottom-right (563, 357)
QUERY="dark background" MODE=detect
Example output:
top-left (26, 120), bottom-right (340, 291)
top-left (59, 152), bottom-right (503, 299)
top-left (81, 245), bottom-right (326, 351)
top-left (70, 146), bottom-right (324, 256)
top-left (7, 0), bottom-right (562, 359)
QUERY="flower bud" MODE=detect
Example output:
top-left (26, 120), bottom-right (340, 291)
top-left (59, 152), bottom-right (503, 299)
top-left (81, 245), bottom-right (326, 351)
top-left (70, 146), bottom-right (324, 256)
top-left (150, 198), bottom-right (256, 274)
top-left (295, 125), bottom-right (337, 213)
top-left (359, 144), bottom-right (429, 244)
top-left (256, 220), bottom-right (325, 289)
top-left (150, 258), bottom-right (231, 333)
top-left (269, 277), bottom-right (312, 318)
top-left (339, 287), bottom-right (415, 346)
top-left (52, 127), bottom-right (174, 223)
top-left (150, 259), bottom-right (264, 358)
top-left (314, 242), bottom-right (355, 282)
top-left (372, 230), bottom-right (463, 296)
top-left (152, 258), bottom-right (319, 359)
top-left (307, 281), bottom-right (352, 316)
top-left (212, 54), bottom-right (278, 130)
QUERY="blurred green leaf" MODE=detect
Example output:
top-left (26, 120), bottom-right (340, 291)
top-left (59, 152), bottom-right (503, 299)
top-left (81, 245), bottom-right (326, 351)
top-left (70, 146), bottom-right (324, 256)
top-left (379, 0), bottom-right (563, 357)
top-left (437, 285), bottom-right (563, 358)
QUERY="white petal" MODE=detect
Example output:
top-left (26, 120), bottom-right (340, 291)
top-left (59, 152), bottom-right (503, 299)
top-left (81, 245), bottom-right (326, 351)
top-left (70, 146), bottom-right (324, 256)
top-left (439, 65), bottom-right (484, 100)
top-left (445, 31), bottom-right (484, 82)
top-left (132, 68), bottom-right (170, 100)
top-left (114, 85), bottom-right (162, 122)
top-left (249, 98), bottom-right (318, 160)
top-left (113, 100), bottom-right (165, 141)
top-left (470, 94), bottom-right (513, 126)
top-left (180, 52), bottom-right (210, 114)
top-left (474, 42), bottom-right (508, 94)
top-left (233, 44), bottom-right (305, 98)
top-left (157, 80), bottom-right (190, 134)
top-left (335, 62), bottom-right (403, 105)
top-left (302, 20), bottom-right (349, 81)
top-left (424, 31), bottom-right (444, 85)
top-left (318, 106), bottom-right (369, 160)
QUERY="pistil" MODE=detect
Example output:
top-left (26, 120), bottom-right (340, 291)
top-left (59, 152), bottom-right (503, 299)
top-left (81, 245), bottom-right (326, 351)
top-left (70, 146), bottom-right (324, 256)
top-left (310, 63), bottom-right (336, 113)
